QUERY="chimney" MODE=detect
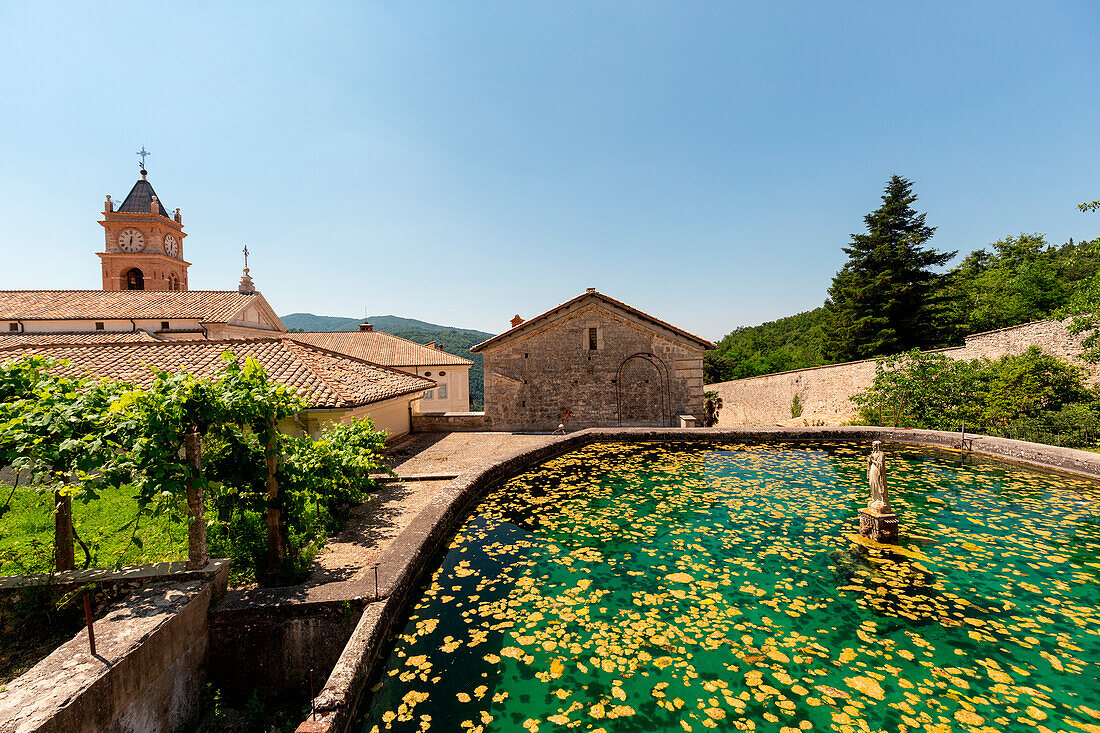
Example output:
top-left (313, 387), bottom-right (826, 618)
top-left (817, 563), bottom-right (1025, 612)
top-left (510, 314), bottom-right (524, 328)
top-left (105, 195), bottom-right (113, 213)
top-left (359, 322), bottom-right (373, 332)
top-left (174, 207), bottom-right (182, 224)
top-left (150, 195), bottom-right (159, 214)
top-left (436, 343), bottom-right (444, 350)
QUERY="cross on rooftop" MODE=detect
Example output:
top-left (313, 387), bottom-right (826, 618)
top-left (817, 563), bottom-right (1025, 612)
top-left (243, 245), bottom-right (249, 269)
top-left (136, 146), bottom-right (150, 168)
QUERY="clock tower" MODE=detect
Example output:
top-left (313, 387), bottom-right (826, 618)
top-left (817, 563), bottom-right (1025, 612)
top-left (98, 164), bottom-right (189, 291)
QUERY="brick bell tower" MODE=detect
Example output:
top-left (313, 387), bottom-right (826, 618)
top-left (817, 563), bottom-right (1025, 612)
top-left (98, 151), bottom-right (189, 291)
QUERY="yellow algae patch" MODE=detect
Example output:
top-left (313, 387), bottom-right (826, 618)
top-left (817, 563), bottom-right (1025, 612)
top-left (666, 572), bottom-right (695, 583)
top-left (844, 676), bottom-right (885, 701)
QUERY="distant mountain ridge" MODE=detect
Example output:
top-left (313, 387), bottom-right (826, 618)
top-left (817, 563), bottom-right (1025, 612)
top-left (279, 313), bottom-right (494, 410)
top-left (280, 313), bottom-right (493, 339)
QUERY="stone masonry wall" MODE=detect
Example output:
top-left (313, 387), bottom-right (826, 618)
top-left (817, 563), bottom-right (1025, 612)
top-left (707, 318), bottom-right (1094, 427)
top-left (483, 304), bottom-right (705, 431)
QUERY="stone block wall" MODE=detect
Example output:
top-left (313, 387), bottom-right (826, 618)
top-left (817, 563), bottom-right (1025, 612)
top-left (707, 318), bottom-right (1095, 427)
top-left (482, 304), bottom-right (705, 431)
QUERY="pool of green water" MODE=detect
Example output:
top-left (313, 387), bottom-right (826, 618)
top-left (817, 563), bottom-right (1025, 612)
top-left (361, 442), bottom-right (1100, 733)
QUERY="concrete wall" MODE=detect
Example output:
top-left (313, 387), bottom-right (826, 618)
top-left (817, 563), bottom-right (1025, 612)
top-left (482, 303), bottom-right (706, 431)
top-left (706, 318), bottom-right (1094, 427)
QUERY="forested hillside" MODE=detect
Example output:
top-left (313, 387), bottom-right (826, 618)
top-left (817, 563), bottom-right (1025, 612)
top-left (708, 234), bottom-right (1100, 384)
top-left (708, 182), bottom-right (1100, 387)
top-left (281, 313), bottom-right (494, 409)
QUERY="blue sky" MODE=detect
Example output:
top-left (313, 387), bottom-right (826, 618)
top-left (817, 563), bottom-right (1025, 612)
top-left (0, 2), bottom-right (1097, 339)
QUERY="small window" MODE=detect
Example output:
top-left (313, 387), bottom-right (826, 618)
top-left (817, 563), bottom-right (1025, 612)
top-left (425, 371), bottom-right (432, 377)
top-left (438, 384), bottom-right (447, 399)
top-left (8, 322), bottom-right (17, 332)
top-left (161, 321), bottom-right (170, 330)
top-left (439, 371), bottom-right (446, 376)
top-left (588, 327), bottom-right (598, 350)
top-left (424, 390), bottom-right (433, 400)
top-left (95, 322), bottom-right (105, 331)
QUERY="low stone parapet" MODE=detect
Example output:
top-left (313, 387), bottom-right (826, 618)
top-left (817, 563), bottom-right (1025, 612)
top-left (411, 411), bottom-right (488, 432)
top-left (0, 578), bottom-right (221, 733)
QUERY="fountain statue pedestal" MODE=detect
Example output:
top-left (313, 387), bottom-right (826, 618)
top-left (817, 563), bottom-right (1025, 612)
top-left (859, 508), bottom-right (899, 544)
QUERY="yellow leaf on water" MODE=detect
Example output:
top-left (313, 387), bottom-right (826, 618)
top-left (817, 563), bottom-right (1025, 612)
top-left (844, 676), bottom-right (884, 701)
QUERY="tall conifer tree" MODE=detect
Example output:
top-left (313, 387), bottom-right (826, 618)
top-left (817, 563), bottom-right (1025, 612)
top-left (822, 176), bottom-right (953, 362)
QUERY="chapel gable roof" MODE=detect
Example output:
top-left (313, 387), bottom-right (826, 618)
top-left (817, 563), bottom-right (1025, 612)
top-left (287, 331), bottom-right (473, 367)
top-left (0, 338), bottom-right (435, 409)
top-left (470, 289), bottom-right (714, 352)
top-left (0, 290), bottom-right (284, 327)
top-left (116, 177), bottom-right (170, 217)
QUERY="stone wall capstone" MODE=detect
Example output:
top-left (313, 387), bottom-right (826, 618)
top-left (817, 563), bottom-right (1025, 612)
top-left (706, 318), bottom-right (1094, 427)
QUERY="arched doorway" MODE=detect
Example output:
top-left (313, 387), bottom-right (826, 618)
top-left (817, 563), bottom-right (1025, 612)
top-left (124, 268), bottom-right (145, 290)
top-left (616, 353), bottom-right (670, 426)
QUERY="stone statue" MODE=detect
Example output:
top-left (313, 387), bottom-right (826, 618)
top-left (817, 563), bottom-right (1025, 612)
top-left (867, 440), bottom-right (890, 513)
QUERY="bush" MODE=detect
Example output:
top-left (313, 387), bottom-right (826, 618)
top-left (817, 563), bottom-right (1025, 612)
top-left (852, 346), bottom-right (1098, 431)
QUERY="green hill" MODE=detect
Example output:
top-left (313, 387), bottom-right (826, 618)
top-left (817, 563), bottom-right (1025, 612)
top-left (279, 313), bottom-right (494, 410)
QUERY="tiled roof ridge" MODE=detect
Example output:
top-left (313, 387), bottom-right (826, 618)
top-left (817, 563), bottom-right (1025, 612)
top-left (0, 336), bottom-right (283, 352)
top-left (0, 289), bottom-right (257, 294)
top-left (288, 330), bottom-right (474, 366)
top-left (281, 339), bottom-right (436, 402)
top-left (471, 290), bottom-right (715, 351)
top-left (0, 338), bottom-right (434, 409)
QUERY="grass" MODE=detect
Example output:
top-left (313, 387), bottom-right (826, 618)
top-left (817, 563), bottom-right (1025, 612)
top-left (0, 483), bottom-right (188, 576)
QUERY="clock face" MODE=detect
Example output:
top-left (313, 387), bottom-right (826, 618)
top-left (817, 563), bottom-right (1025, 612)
top-left (163, 235), bottom-right (179, 257)
top-left (118, 229), bottom-right (145, 253)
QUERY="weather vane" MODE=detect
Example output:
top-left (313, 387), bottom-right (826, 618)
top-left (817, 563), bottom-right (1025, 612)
top-left (243, 245), bottom-right (249, 270)
top-left (136, 146), bottom-right (150, 169)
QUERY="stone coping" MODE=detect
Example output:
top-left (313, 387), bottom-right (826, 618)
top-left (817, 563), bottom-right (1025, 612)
top-left (296, 426), bottom-right (1100, 732)
top-left (0, 558), bottom-right (228, 592)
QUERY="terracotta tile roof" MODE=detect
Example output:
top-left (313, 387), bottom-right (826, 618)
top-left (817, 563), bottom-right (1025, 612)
top-left (0, 290), bottom-right (265, 322)
top-left (0, 339), bottom-right (435, 409)
top-left (0, 330), bottom-right (163, 348)
top-left (471, 289), bottom-right (715, 352)
top-left (287, 331), bottom-right (473, 367)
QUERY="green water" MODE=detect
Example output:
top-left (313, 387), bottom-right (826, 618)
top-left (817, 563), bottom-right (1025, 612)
top-left (361, 442), bottom-right (1100, 733)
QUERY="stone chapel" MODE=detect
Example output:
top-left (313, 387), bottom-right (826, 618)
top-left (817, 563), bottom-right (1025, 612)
top-left (472, 289), bottom-right (713, 431)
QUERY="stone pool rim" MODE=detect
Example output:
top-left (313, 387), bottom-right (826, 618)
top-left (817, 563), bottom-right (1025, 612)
top-left (294, 426), bottom-right (1100, 733)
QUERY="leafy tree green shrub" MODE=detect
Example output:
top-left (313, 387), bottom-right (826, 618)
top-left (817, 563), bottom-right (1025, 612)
top-left (203, 419), bottom-right (388, 585)
top-left (0, 352), bottom-right (389, 585)
top-left (852, 347), bottom-right (1097, 431)
top-left (0, 357), bottom-right (130, 570)
top-left (790, 394), bottom-right (803, 418)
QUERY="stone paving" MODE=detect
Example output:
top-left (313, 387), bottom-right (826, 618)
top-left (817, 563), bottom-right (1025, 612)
top-left (305, 432), bottom-right (552, 591)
